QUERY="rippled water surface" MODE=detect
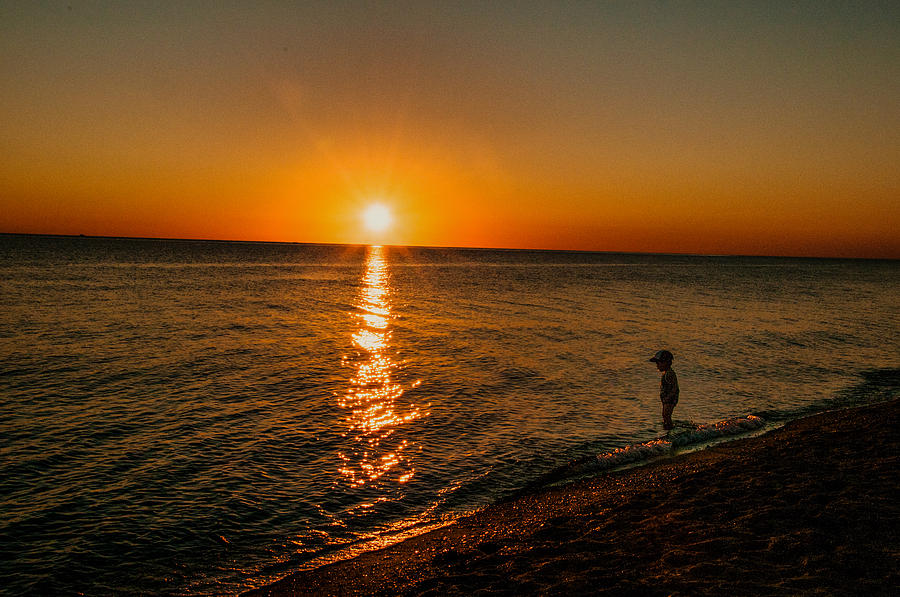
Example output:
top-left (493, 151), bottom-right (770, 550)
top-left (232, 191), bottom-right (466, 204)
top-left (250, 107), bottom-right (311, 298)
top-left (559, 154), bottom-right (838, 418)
top-left (1, 235), bottom-right (898, 595)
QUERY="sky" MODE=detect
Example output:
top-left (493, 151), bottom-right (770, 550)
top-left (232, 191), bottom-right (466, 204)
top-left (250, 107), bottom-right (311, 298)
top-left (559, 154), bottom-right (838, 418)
top-left (1, 1), bottom-right (898, 258)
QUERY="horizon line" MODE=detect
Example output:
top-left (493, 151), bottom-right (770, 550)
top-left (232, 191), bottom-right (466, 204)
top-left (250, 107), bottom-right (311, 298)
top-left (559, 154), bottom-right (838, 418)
top-left (0, 231), bottom-right (895, 262)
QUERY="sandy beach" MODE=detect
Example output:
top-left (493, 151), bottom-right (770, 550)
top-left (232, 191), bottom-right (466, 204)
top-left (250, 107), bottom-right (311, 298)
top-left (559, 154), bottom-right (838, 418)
top-left (245, 399), bottom-right (899, 596)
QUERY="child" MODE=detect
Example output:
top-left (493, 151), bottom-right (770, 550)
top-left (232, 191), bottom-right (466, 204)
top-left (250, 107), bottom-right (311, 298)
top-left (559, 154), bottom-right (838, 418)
top-left (650, 350), bottom-right (679, 430)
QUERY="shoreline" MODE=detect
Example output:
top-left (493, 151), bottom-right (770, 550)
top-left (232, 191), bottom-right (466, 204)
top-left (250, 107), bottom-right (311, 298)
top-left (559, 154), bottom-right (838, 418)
top-left (246, 399), bottom-right (899, 596)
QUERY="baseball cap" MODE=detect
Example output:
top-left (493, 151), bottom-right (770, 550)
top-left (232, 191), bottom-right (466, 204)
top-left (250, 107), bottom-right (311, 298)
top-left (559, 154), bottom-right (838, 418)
top-left (649, 350), bottom-right (673, 363)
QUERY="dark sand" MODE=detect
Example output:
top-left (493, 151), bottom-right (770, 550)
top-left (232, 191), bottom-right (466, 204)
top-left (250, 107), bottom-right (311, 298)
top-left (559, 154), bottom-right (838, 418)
top-left (246, 400), bottom-right (900, 596)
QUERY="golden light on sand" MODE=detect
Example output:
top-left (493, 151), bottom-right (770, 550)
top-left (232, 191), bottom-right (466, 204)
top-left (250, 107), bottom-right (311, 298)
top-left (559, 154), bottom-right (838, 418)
top-left (362, 203), bottom-right (393, 234)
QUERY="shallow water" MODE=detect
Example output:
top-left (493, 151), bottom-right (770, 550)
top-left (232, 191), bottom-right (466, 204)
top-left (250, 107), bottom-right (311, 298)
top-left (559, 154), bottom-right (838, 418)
top-left (1, 235), bottom-right (898, 595)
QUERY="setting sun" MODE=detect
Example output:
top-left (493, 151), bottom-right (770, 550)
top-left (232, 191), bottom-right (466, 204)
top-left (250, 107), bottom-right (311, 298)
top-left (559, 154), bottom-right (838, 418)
top-left (362, 203), bottom-right (393, 234)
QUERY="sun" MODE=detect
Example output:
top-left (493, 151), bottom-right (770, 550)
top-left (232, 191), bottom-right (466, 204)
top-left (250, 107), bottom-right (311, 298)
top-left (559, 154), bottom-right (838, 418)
top-left (362, 203), bottom-right (393, 233)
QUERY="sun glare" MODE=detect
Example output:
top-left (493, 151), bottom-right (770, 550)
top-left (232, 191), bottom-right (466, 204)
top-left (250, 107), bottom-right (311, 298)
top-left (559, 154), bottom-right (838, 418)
top-left (362, 203), bottom-right (393, 233)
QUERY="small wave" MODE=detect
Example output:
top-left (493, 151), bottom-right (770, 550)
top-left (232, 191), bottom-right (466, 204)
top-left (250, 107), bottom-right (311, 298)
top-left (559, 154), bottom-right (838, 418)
top-left (532, 415), bottom-right (767, 489)
top-left (594, 438), bottom-right (672, 469)
top-left (593, 415), bottom-right (765, 472)
top-left (670, 415), bottom-right (766, 448)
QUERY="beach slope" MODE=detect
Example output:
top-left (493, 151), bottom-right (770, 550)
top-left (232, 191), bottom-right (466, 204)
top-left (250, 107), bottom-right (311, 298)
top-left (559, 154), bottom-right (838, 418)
top-left (247, 400), bottom-right (899, 596)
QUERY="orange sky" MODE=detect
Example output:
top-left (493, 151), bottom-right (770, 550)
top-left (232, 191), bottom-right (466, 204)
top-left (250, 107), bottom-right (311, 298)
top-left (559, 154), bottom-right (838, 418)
top-left (2, 2), bottom-right (898, 258)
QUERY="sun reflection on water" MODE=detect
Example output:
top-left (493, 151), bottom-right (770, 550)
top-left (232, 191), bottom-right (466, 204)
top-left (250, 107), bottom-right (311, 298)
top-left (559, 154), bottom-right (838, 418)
top-left (338, 246), bottom-right (423, 488)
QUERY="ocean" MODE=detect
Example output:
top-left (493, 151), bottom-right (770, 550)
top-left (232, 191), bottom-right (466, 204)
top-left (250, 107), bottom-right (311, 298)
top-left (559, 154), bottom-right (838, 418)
top-left (2, 234), bottom-right (898, 595)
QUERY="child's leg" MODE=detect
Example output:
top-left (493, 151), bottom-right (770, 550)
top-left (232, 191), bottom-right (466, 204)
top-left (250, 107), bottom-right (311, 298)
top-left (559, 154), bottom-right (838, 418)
top-left (662, 402), bottom-right (674, 429)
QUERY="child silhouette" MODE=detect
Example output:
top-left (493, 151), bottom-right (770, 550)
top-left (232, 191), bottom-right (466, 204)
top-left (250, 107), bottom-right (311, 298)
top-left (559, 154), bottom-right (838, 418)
top-left (650, 350), bottom-right (679, 430)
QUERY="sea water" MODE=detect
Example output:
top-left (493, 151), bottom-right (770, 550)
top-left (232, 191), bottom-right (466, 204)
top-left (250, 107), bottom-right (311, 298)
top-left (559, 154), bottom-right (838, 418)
top-left (1, 234), bottom-right (898, 595)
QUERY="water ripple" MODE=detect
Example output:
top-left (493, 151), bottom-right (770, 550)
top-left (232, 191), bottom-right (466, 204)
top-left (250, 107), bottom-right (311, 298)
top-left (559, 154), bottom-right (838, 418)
top-left (1, 237), bottom-right (898, 594)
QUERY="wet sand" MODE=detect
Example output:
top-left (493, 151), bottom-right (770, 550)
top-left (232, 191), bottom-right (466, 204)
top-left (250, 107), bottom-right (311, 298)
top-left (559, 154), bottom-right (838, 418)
top-left (246, 400), bottom-right (900, 596)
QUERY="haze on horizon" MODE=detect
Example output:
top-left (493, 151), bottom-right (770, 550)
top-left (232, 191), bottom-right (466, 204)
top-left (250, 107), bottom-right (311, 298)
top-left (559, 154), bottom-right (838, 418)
top-left (1, 1), bottom-right (898, 259)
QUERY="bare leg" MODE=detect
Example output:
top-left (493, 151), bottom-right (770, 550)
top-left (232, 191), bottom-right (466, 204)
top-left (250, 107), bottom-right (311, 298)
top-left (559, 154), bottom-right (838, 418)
top-left (662, 403), bottom-right (674, 430)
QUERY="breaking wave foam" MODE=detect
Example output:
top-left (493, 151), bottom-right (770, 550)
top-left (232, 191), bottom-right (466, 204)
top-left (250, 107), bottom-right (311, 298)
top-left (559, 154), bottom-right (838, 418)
top-left (531, 415), bottom-right (768, 490)
top-left (593, 415), bottom-right (766, 472)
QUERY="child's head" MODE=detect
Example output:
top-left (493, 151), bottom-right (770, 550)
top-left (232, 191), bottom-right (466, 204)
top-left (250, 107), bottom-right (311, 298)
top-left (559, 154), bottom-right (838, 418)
top-left (649, 350), bottom-right (674, 371)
